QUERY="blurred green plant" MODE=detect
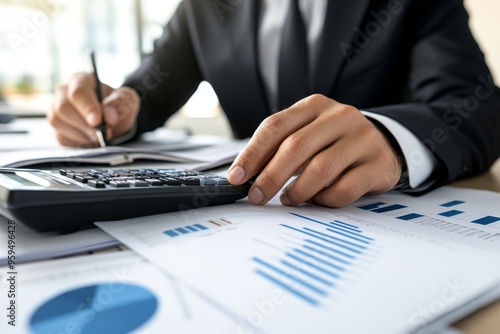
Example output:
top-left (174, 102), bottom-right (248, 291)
top-left (14, 75), bottom-right (35, 94)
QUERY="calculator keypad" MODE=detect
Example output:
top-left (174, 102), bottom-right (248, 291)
top-left (59, 168), bottom-right (229, 188)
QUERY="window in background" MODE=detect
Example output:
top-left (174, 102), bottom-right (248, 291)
top-left (0, 0), bottom-right (221, 123)
top-left (0, 0), bottom-right (143, 111)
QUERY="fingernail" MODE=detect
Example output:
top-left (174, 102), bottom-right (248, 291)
top-left (248, 187), bottom-right (264, 205)
top-left (228, 166), bottom-right (245, 184)
top-left (86, 112), bottom-right (98, 126)
top-left (280, 191), bottom-right (292, 206)
top-left (105, 106), bottom-right (118, 124)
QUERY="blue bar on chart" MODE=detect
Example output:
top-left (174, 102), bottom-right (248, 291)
top-left (357, 202), bottom-right (386, 211)
top-left (438, 210), bottom-right (464, 218)
top-left (471, 216), bottom-right (500, 226)
top-left (163, 224), bottom-right (209, 237)
top-left (330, 221), bottom-right (361, 231)
top-left (357, 202), bottom-right (407, 213)
top-left (164, 230), bottom-right (178, 237)
top-left (175, 227), bottom-right (189, 235)
top-left (440, 200), bottom-right (465, 207)
top-left (371, 204), bottom-right (407, 213)
top-left (396, 213), bottom-right (424, 221)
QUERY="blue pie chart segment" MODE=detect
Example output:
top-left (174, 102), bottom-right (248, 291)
top-left (30, 283), bottom-right (158, 334)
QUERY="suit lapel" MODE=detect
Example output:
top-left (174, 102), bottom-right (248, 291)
top-left (312, 0), bottom-right (371, 95)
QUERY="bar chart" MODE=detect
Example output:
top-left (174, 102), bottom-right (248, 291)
top-left (163, 218), bottom-right (235, 238)
top-left (357, 199), bottom-right (500, 226)
top-left (164, 223), bottom-right (209, 237)
top-left (253, 212), bottom-right (376, 306)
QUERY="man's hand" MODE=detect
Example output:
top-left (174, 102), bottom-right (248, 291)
top-left (227, 95), bottom-right (403, 208)
top-left (48, 73), bottom-right (140, 147)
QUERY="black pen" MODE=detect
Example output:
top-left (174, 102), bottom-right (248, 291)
top-left (90, 50), bottom-right (108, 148)
top-left (0, 130), bottom-right (29, 134)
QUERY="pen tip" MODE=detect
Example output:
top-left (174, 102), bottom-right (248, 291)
top-left (96, 130), bottom-right (107, 148)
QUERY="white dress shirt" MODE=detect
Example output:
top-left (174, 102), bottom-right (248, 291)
top-left (258, 0), bottom-right (436, 189)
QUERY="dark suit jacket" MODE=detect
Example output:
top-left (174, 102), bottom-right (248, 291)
top-left (124, 0), bottom-right (500, 193)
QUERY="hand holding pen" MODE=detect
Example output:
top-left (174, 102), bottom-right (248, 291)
top-left (47, 56), bottom-right (141, 147)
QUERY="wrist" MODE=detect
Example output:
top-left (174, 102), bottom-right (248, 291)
top-left (393, 159), bottom-right (410, 190)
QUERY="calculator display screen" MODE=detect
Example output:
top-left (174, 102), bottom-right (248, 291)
top-left (0, 171), bottom-right (73, 189)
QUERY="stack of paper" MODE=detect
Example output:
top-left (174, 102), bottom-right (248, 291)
top-left (0, 132), bottom-right (247, 170)
top-left (0, 215), bottom-right (119, 265)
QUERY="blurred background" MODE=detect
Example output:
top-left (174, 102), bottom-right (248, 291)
top-left (0, 0), bottom-right (498, 137)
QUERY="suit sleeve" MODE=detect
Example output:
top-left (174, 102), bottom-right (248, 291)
top-left (122, 2), bottom-right (202, 136)
top-left (366, 0), bottom-right (500, 194)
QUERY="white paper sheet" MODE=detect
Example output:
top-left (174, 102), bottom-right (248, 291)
top-left (96, 187), bottom-right (500, 334)
top-left (0, 251), bottom-right (243, 334)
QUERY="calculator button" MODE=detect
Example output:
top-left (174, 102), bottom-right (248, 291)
top-left (65, 172), bottom-right (77, 179)
top-left (200, 178), bottom-right (217, 185)
top-left (75, 175), bottom-right (94, 183)
top-left (109, 181), bottom-right (130, 188)
top-left (215, 178), bottom-right (229, 185)
top-left (97, 176), bottom-right (111, 184)
top-left (88, 180), bottom-right (106, 188)
top-left (127, 180), bottom-right (149, 187)
top-left (159, 178), bottom-right (182, 186)
top-left (145, 179), bottom-right (163, 186)
top-left (89, 169), bottom-right (103, 176)
top-left (182, 177), bottom-right (201, 186)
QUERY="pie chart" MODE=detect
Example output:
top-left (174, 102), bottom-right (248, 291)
top-left (30, 283), bottom-right (158, 334)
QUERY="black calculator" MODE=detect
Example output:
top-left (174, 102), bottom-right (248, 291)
top-left (0, 167), bottom-right (250, 233)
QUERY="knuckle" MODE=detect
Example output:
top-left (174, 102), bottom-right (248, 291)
top-left (113, 91), bottom-right (141, 119)
top-left (67, 74), bottom-right (94, 98)
top-left (357, 127), bottom-right (381, 149)
top-left (305, 94), bottom-right (328, 106)
top-left (308, 157), bottom-right (333, 179)
top-left (286, 185), bottom-right (307, 204)
top-left (120, 86), bottom-right (140, 102)
top-left (257, 171), bottom-right (281, 192)
top-left (68, 85), bottom-right (87, 100)
top-left (56, 99), bottom-right (72, 113)
top-left (336, 104), bottom-right (360, 120)
top-left (300, 94), bottom-right (330, 112)
top-left (260, 114), bottom-right (287, 135)
top-left (282, 134), bottom-right (309, 157)
top-left (238, 144), bottom-right (261, 164)
top-left (332, 182), bottom-right (363, 207)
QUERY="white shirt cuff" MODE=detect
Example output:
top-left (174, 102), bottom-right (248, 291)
top-left (361, 111), bottom-right (437, 189)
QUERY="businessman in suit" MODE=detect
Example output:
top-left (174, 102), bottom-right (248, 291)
top-left (48, 0), bottom-right (500, 208)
